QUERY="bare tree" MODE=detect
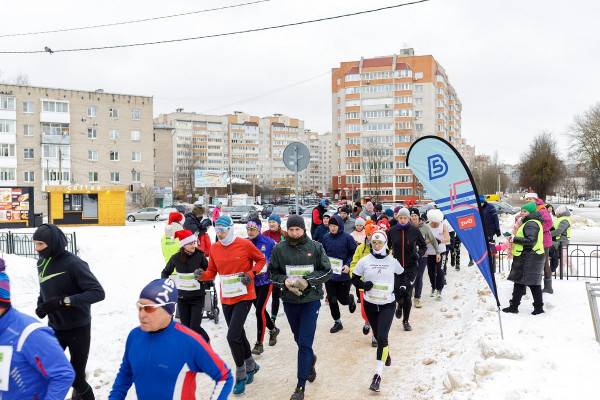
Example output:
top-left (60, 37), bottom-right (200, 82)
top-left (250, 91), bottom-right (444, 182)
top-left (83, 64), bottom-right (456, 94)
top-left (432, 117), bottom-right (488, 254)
top-left (136, 186), bottom-right (156, 208)
top-left (0, 70), bottom-right (30, 85)
top-left (518, 132), bottom-right (564, 200)
top-left (569, 103), bottom-right (600, 190)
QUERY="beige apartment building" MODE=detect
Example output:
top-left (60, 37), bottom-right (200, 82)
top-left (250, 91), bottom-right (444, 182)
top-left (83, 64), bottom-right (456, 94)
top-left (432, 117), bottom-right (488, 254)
top-left (331, 48), bottom-right (470, 202)
top-left (0, 84), bottom-right (154, 214)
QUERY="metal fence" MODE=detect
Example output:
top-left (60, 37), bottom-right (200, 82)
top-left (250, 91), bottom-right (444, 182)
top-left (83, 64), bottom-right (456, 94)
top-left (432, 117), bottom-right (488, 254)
top-left (496, 243), bottom-right (600, 280)
top-left (0, 231), bottom-right (77, 259)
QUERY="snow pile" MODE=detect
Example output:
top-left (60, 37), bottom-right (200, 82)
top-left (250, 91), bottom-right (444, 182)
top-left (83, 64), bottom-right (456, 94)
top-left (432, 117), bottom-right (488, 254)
top-left (4, 222), bottom-right (600, 399)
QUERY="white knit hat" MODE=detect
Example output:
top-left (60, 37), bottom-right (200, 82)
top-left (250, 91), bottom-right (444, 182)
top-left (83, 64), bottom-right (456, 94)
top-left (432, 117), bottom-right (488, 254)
top-left (355, 217), bottom-right (366, 226)
top-left (427, 209), bottom-right (444, 223)
top-left (525, 192), bottom-right (538, 200)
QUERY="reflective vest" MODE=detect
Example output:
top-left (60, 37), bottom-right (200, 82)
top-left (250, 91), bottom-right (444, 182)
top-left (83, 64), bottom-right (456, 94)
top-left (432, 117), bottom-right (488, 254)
top-left (512, 219), bottom-right (544, 256)
top-left (161, 235), bottom-right (180, 263)
top-left (553, 216), bottom-right (571, 240)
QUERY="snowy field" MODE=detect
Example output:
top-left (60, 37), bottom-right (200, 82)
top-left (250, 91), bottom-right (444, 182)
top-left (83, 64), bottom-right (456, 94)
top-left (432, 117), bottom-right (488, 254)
top-left (4, 219), bottom-right (600, 399)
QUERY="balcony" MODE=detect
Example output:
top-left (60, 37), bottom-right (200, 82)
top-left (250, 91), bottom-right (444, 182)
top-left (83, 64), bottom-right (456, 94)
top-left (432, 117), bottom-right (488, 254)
top-left (42, 134), bottom-right (70, 145)
top-left (40, 111), bottom-right (70, 124)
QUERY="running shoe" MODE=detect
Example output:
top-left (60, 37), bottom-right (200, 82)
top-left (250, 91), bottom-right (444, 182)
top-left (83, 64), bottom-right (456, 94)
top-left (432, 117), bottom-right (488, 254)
top-left (369, 374), bottom-right (382, 392)
top-left (251, 342), bottom-right (264, 355)
top-left (307, 355), bottom-right (317, 383)
top-left (246, 363), bottom-right (260, 384)
top-left (435, 291), bottom-right (442, 301)
top-left (430, 290), bottom-right (436, 297)
top-left (362, 323), bottom-right (371, 335)
top-left (371, 336), bottom-right (378, 347)
top-left (290, 386), bottom-right (305, 400)
top-left (330, 321), bottom-right (343, 333)
top-left (268, 327), bottom-right (280, 346)
top-left (233, 378), bottom-right (247, 395)
top-left (414, 298), bottom-right (422, 308)
top-left (385, 354), bottom-right (391, 366)
top-left (403, 321), bottom-right (412, 331)
top-left (395, 306), bottom-right (402, 320)
top-left (348, 294), bottom-right (356, 313)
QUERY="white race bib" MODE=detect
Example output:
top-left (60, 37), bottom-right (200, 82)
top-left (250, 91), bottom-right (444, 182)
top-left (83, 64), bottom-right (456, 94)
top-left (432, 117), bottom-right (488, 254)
top-left (0, 345), bottom-right (13, 391)
top-left (365, 282), bottom-right (391, 303)
top-left (329, 257), bottom-right (343, 275)
top-left (285, 265), bottom-right (314, 280)
top-left (220, 273), bottom-right (248, 298)
top-left (174, 272), bottom-right (201, 291)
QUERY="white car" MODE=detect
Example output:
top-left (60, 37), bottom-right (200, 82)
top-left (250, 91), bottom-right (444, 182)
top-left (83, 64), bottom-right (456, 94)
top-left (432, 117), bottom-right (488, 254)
top-left (576, 198), bottom-right (600, 208)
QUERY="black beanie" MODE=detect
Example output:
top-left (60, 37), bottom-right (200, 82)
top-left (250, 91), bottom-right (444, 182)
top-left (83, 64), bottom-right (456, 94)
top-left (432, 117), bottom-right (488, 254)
top-left (32, 224), bottom-right (53, 244)
top-left (286, 215), bottom-right (305, 231)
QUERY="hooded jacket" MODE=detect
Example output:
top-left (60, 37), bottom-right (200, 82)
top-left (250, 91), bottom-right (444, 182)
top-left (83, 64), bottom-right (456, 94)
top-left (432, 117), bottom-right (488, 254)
top-left (508, 212), bottom-right (545, 286)
top-left (480, 201), bottom-right (501, 242)
top-left (388, 222), bottom-right (427, 284)
top-left (268, 234), bottom-right (332, 304)
top-left (552, 208), bottom-right (571, 245)
top-left (36, 224), bottom-right (105, 331)
top-left (249, 234), bottom-right (276, 287)
top-left (312, 222), bottom-right (329, 243)
top-left (321, 215), bottom-right (357, 282)
top-left (535, 199), bottom-right (553, 248)
top-left (183, 213), bottom-right (212, 236)
top-left (310, 204), bottom-right (328, 236)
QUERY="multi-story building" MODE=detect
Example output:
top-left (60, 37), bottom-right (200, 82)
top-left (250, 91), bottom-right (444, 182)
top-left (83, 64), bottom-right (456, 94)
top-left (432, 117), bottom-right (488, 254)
top-left (330, 48), bottom-right (466, 202)
top-left (153, 123), bottom-right (175, 206)
top-left (0, 84), bottom-right (154, 214)
top-left (303, 130), bottom-right (333, 195)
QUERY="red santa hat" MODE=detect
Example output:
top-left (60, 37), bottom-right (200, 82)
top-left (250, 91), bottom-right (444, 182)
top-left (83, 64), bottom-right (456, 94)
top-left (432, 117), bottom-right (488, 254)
top-left (174, 230), bottom-right (197, 247)
top-left (168, 212), bottom-right (183, 225)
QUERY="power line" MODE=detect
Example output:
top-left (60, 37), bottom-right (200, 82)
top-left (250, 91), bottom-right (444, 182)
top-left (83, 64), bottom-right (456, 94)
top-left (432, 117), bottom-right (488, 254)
top-left (0, 0), bottom-right (272, 39)
top-left (0, 0), bottom-right (431, 54)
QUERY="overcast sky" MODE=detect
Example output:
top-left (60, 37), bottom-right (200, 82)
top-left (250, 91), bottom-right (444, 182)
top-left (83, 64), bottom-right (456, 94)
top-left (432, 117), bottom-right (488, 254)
top-left (1, 0), bottom-right (598, 163)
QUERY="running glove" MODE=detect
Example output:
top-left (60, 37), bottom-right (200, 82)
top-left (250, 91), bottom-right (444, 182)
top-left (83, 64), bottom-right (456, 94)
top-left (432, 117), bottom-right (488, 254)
top-left (285, 279), bottom-right (304, 296)
top-left (293, 278), bottom-right (309, 291)
top-left (193, 268), bottom-right (205, 280)
top-left (363, 281), bottom-right (374, 291)
top-left (239, 272), bottom-right (253, 286)
top-left (37, 297), bottom-right (64, 315)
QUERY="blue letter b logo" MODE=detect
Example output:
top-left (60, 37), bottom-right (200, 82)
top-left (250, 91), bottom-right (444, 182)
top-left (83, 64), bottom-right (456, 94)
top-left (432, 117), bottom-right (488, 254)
top-left (428, 154), bottom-right (448, 180)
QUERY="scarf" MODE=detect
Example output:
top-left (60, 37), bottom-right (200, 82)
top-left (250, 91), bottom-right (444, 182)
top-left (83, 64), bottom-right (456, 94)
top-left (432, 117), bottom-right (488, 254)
top-left (219, 227), bottom-right (236, 246)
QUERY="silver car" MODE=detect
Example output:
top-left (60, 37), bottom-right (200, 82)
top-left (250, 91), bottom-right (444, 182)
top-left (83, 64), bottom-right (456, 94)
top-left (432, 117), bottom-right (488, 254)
top-left (577, 198), bottom-right (600, 208)
top-left (223, 205), bottom-right (258, 223)
top-left (127, 207), bottom-right (162, 222)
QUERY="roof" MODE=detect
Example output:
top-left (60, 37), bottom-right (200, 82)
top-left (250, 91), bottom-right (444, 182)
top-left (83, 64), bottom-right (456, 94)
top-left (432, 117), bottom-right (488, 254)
top-left (362, 57), bottom-right (393, 68)
top-left (0, 83), bottom-right (153, 99)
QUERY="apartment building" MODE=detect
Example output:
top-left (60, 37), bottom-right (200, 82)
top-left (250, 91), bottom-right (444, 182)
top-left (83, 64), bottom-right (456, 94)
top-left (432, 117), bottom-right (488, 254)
top-left (331, 48), bottom-right (468, 202)
top-left (303, 130), bottom-right (333, 195)
top-left (0, 84), bottom-right (154, 214)
top-left (153, 123), bottom-right (175, 206)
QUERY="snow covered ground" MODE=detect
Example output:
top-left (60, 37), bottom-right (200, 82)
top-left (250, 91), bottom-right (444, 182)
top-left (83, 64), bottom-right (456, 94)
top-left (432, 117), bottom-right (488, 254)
top-left (4, 220), bottom-right (600, 399)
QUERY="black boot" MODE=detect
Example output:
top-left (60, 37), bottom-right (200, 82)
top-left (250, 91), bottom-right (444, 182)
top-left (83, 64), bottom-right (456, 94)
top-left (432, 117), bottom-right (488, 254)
top-left (502, 301), bottom-right (519, 314)
top-left (532, 302), bottom-right (545, 315)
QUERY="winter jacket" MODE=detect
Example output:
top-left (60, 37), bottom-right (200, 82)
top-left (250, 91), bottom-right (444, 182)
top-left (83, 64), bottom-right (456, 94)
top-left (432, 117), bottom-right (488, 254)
top-left (162, 250), bottom-right (208, 300)
top-left (552, 212), bottom-right (571, 245)
top-left (201, 237), bottom-right (266, 305)
top-left (349, 241), bottom-right (371, 275)
top-left (211, 207), bottom-right (222, 223)
top-left (535, 199), bottom-right (553, 248)
top-left (109, 321), bottom-right (232, 400)
top-left (310, 205), bottom-right (327, 236)
top-left (312, 223), bottom-right (329, 243)
top-left (0, 307), bottom-right (75, 400)
top-left (342, 215), bottom-right (356, 234)
top-left (249, 234), bottom-right (276, 287)
top-left (351, 229), bottom-right (366, 244)
top-left (161, 235), bottom-right (180, 264)
top-left (321, 215), bottom-right (357, 282)
top-left (36, 224), bottom-right (105, 331)
top-left (268, 234), bottom-right (332, 304)
top-left (388, 223), bottom-right (427, 285)
top-left (417, 222), bottom-right (440, 255)
top-left (183, 213), bottom-right (212, 236)
top-left (164, 221), bottom-right (184, 239)
top-left (508, 212), bottom-right (545, 286)
top-left (480, 202), bottom-right (501, 242)
top-left (263, 228), bottom-right (286, 243)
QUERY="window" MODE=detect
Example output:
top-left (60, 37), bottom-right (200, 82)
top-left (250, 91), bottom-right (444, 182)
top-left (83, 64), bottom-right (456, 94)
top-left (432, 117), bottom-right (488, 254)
top-left (131, 151), bottom-right (141, 162)
top-left (0, 96), bottom-right (15, 111)
top-left (131, 170), bottom-right (141, 182)
top-left (109, 151), bottom-right (119, 161)
top-left (130, 130), bottom-right (141, 141)
top-left (132, 109), bottom-right (141, 120)
top-left (345, 112), bottom-right (360, 119)
top-left (22, 101), bottom-right (33, 113)
top-left (347, 175), bottom-right (361, 184)
top-left (345, 99), bottom-right (361, 107)
top-left (24, 171), bottom-right (34, 182)
top-left (414, 97), bottom-right (423, 105)
top-left (396, 122), bottom-right (412, 130)
top-left (414, 72), bottom-right (424, 80)
top-left (395, 175), bottom-right (412, 183)
top-left (345, 124), bottom-right (360, 133)
top-left (395, 148), bottom-right (408, 156)
top-left (88, 150), bottom-right (98, 161)
top-left (110, 172), bottom-right (120, 183)
top-left (345, 87), bottom-right (360, 95)
top-left (87, 106), bottom-right (96, 118)
top-left (23, 148), bottom-right (34, 159)
top-left (395, 109), bottom-right (412, 117)
top-left (0, 120), bottom-right (16, 134)
top-left (82, 194), bottom-right (98, 218)
top-left (42, 145), bottom-right (69, 159)
top-left (0, 168), bottom-right (15, 181)
top-left (415, 110), bottom-right (423, 118)
top-left (396, 135), bottom-right (411, 143)
top-left (396, 96), bottom-right (412, 104)
top-left (86, 128), bottom-right (96, 139)
top-left (415, 123), bottom-right (424, 132)
top-left (0, 144), bottom-right (15, 157)
top-left (109, 108), bottom-right (119, 119)
top-left (414, 84), bottom-right (424, 92)
top-left (88, 172), bottom-right (99, 183)
top-left (109, 129), bottom-right (120, 140)
top-left (23, 124), bottom-right (33, 136)
top-left (345, 74), bottom-right (361, 82)
top-left (42, 101), bottom-right (69, 113)
top-left (396, 188), bottom-right (413, 196)
top-left (41, 123), bottom-right (69, 136)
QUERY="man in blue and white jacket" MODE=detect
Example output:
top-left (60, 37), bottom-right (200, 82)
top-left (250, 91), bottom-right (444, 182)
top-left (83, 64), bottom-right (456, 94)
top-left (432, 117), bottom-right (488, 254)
top-left (109, 278), bottom-right (233, 400)
top-left (0, 258), bottom-right (75, 399)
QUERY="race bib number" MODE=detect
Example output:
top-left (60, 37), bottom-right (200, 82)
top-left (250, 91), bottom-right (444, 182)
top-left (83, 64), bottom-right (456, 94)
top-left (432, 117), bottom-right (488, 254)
top-left (220, 274), bottom-right (248, 298)
top-left (286, 265), bottom-right (314, 280)
top-left (0, 345), bottom-right (13, 391)
top-left (329, 257), bottom-right (343, 275)
top-left (175, 273), bottom-right (201, 291)
top-left (365, 282), bottom-right (390, 303)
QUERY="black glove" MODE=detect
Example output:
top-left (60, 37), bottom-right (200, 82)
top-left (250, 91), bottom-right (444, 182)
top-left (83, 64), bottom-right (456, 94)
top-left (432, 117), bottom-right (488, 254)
top-left (363, 281), bottom-right (374, 291)
top-left (35, 307), bottom-right (47, 319)
top-left (193, 268), bottom-right (205, 280)
top-left (37, 297), bottom-right (64, 315)
top-left (239, 272), bottom-right (253, 286)
top-left (397, 286), bottom-right (407, 297)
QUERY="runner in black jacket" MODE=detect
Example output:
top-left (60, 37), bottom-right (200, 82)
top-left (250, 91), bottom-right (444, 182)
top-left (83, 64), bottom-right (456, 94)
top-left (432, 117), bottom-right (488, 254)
top-left (387, 209), bottom-right (426, 331)
top-left (33, 224), bottom-right (105, 400)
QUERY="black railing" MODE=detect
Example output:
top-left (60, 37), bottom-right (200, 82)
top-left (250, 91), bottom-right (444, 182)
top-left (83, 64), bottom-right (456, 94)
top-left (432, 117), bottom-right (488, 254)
top-left (0, 231), bottom-right (77, 259)
top-left (496, 243), bottom-right (600, 280)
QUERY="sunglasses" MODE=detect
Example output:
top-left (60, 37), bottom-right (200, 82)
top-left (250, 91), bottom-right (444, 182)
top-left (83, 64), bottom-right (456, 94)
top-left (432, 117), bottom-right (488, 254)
top-left (136, 302), bottom-right (176, 313)
top-left (215, 226), bottom-right (230, 233)
top-left (246, 226), bottom-right (258, 231)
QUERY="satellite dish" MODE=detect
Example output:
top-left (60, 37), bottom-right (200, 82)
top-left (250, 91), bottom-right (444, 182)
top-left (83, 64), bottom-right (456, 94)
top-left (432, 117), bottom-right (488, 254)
top-left (283, 142), bottom-right (310, 173)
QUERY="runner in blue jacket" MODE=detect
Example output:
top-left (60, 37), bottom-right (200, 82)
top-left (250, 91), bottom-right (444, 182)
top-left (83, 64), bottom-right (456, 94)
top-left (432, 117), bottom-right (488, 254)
top-left (321, 214), bottom-right (357, 333)
top-left (0, 258), bottom-right (74, 400)
top-left (109, 279), bottom-right (232, 400)
top-left (246, 218), bottom-right (280, 355)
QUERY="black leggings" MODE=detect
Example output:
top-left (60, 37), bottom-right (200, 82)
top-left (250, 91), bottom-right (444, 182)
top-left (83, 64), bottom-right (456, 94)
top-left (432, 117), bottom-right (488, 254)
top-left (427, 254), bottom-right (446, 292)
top-left (253, 284), bottom-right (275, 343)
top-left (55, 324), bottom-right (94, 400)
top-left (271, 285), bottom-right (281, 320)
top-left (450, 233), bottom-right (461, 267)
top-left (325, 280), bottom-right (352, 321)
top-left (363, 301), bottom-right (395, 361)
top-left (222, 301), bottom-right (253, 368)
top-left (178, 296), bottom-right (210, 343)
top-left (397, 285), bottom-right (414, 322)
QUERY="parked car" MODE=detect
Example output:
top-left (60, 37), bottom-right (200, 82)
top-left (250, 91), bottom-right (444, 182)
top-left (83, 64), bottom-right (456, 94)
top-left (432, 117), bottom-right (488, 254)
top-left (271, 206), bottom-right (290, 220)
top-left (288, 205), bottom-right (305, 215)
top-left (223, 205), bottom-right (258, 223)
top-left (489, 201), bottom-right (519, 215)
top-left (261, 204), bottom-right (274, 219)
top-left (158, 207), bottom-right (184, 221)
top-left (127, 207), bottom-right (162, 222)
top-left (577, 198), bottom-right (600, 208)
top-left (164, 204), bottom-right (190, 214)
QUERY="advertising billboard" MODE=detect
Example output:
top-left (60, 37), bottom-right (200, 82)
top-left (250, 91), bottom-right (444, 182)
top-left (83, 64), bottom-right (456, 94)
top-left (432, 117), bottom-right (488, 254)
top-left (0, 187), bottom-right (34, 227)
top-left (194, 170), bottom-right (227, 188)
